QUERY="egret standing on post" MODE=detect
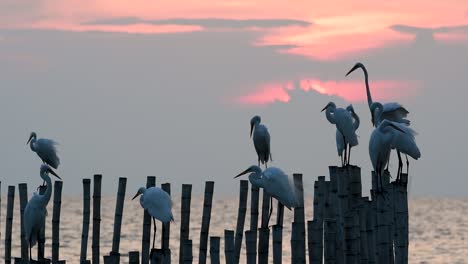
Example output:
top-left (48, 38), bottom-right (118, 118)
top-left (322, 102), bottom-right (359, 166)
top-left (27, 132), bottom-right (60, 170)
top-left (234, 165), bottom-right (298, 226)
top-left (132, 186), bottom-right (174, 251)
top-left (250, 116), bottom-right (272, 168)
top-left (336, 105), bottom-right (360, 166)
top-left (24, 164), bottom-right (61, 262)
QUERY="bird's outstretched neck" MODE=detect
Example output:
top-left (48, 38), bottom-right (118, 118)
top-left (39, 172), bottom-right (53, 206)
top-left (360, 65), bottom-right (373, 108)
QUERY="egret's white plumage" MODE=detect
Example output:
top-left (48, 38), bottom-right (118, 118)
top-left (24, 164), bottom-right (61, 261)
top-left (336, 105), bottom-right (360, 164)
top-left (27, 132), bottom-right (60, 169)
top-left (235, 165), bottom-right (298, 225)
top-left (322, 102), bottom-right (359, 166)
top-left (250, 116), bottom-right (272, 168)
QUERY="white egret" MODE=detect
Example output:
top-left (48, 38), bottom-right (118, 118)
top-left (24, 164), bottom-right (61, 261)
top-left (322, 102), bottom-right (359, 166)
top-left (345, 62), bottom-right (410, 126)
top-left (132, 186), bottom-right (174, 250)
top-left (336, 105), bottom-right (360, 166)
top-left (27, 132), bottom-right (60, 169)
top-left (234, 165), bottom-right (298, 226)
top-left (250, 116), bottom-right (272, 168)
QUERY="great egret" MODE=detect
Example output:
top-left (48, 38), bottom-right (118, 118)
top-left (322, 102), bottom-right (359, 167)
top-left (27, 132), bottom-right (60, 169)
top-left (345, 62), bottom-right (410, 126)
top-left (132, 186), bottom-right (174, 250)
top-left (336, 105), bottom-right (360, 166)
top-left (372, 102), bottom-right (421, 181)
top-left (234, 165), bottom-right (298, 226)
top-left (250, 116), bottom-right (272, 168)
top-left (24, 164), bottom-right (61, 261)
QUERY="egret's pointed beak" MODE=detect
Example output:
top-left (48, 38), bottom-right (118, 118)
top-left (321, 104), bottom-right (330, 112)
top-left (389, 123), bottom-right (406, 134)
top-left (371, 116), bottom-right (375, 127)
top-left (27, 135), bottom-right (33, 145)
top-left (47, 168), bottom-right (61, 180)
top-left (345, 65), bottom-right (359, 76)
top-left (132, 191), bottom-right (142, 200)
top-left (234, 168), bottom-right (252, 179)
top-left (250, 124), bottom-right (254, 138)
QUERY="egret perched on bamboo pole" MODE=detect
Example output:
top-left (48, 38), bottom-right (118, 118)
top-left (322, 102), bottom-right (359, 166)
top-left (132, 186), bottom-right (174, 252)
top-left (234, 165), bottom-right (297, 226)
top-left (250, 116), bottom-right (272, 168)
top-left (27, 132), bottom-right (60, 170)
top-left (336, 105), bottom-right (360, 166)
top-left (24, 164), bottom-right (61, 262)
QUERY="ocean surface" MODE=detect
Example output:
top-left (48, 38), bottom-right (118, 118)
top-left (0, 196), bottom-right (466, 263)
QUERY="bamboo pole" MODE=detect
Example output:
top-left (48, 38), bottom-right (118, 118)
top-left (179, 184), bottom-right (192, 264)
top-left (257, 228), bottom-right (269, 264)
top-left (324, 218), bottom-right (336, 264)
top-left (366, 199), bottom-right (377, 264)
top-left (224, 230), bottom-right (235, 264)
top-left (142, 176), bottom-right (156, 264)
top-left (183, 240), bottom-right (193, 264)
top-left (358, 197), bottom-right (369, 263)
top-left (308, 220), bottom-right (322, 264)
top-left (129, 251), bottom-right (140, 264)
top-left (249, 185), bottom-right (259, 263)
top-left (311, 176), bottom-right (325, 264)
top-left (108, 177), bottom-right (127, 263)
top-left (330, 167), bottom-right (345, 264)
top-left (80, 178), bottom-right (91, 264)
top-left (394, 173), bottom-right (409, 264)
top-left (373, 171), bottom-right (390, 264)
top-left (161, 183), bottom-right (172, 261)
top-left (198, 181), bottom-right (214, 264)
top-left (272, 225), bottom-right (282, 264)
top-left (52, 181), bottom-right (63, 262)
top-left (260, 189), bottom-right (270, 229)
top-left (5, 185), bottom-right (15, 264)
top-left (37, 185), bottom-right (47, 260)
top-left (245, 231), bottom-right (256, 264)
top-left (18, 183), bottom-right (28, 261)
top-left (92, 174), bottom-right (102, 264)
top-left (210, 236), bottom-right (220, 264)
top-left (234, 180), bottom-right (249, 264)
top-left (292, 174), bottom-right (305, 264)
top-left (344, 211), bottom-right (360, 263)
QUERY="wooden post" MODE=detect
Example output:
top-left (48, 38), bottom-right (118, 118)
top-left (179, 184), bottom-right (192, 264)
top-left (245, 231), bottom-right (256, 264)
top-left (344, 211), bottom-right (360, 263)
top-left (292, 174), bottom-right (306, 264)
top-left (198, 181), bottom-right (214, 264)
top-left (18, 183), bottom-right (29, 261)
top-left (52, 181), bottom-right (64, 262)
top-left (358, 197), bottom-right (369, 264)
top-left (394, 173), bottom-right (409, 264)
top-left (209, 236), bottom-right (220, 264)
top-left (258, 189), bottom-right (270, 264)
top-left (373, 171), bottom-right (390, 264)
top-left (161, 183), bottom-right (172, 260)
top-left (5, 186), bottom-right (15, 264)
top-left (108, 177), bottom-right (127, 263)
top-left (329, 167), bottom-right (345, 264)
top-left (260, 189), bottom-right (270, 229)
top-left (129, 251), bottom-right (140, 264)
top-left (249, 185), bottom-right (260, 262)
top-left (183, 240), bottom-right (193, 264)
top-left (366, 200), bottom-right (377, 264)
top-left (324, 218), bottom-right (336, 264)
top-left (234, 180), bottom-right (249, 264)
top-left (92, 174), bottom-right (102, 264)
top-left (224, 230), bottom-right (235, 264)
top-left (311, 176), bottom-right (325, 264)
top-left (80, 178), bottom-right (91, 264)
top-left (37, 185), bottom-right (47, 260)
top-left (272, 225), bottom-right (282, 264)
top-left (308, 220), bottom-right (322, 264)
top-left (142, 176), bottom-right (156, 264)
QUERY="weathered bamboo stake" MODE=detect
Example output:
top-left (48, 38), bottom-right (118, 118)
top-left (92, 174), bottom-right (102, 264)
top-left (150, 249), bottom-right (168, 264)
top-left (394, 173), bottom-right (409, 264)
top-left (80, 178), bottom-right (91, 264)
top-left (179, 184), bottom-right (192, 264)
top-left (307, 221), bottom-right (313, 264)
top-left (311, 176), bottom-right (325, 264)
top-left (366, 199), bottom-right (377, 264)
top-left (198, 181), bottom-right (214, 264)
top-left (292, 173), bottom-right (306, 264)
top-left (37, 185), bottom-right (47, 260)
top-left (245, 230), bottom-right (256, 264)
top-left (249, 185), bottom-right (259, 262)
top-left (234, 180), bottom-right (249, 264)
top-left (183, 240), bottom-right (193, 264)
top-left (142, 176), bottom-right (156, 264)
top-left (276, 201), bottom-right (284, 227)
top-left (260, 189), bottom-right (270, 229)
top-left (108, 177), bottom-right (127, 263)
top-left (324, 218), bottom-right (337, 264)
top-left (224, 230), bottom-right (235, 264)
top-left (358, 197), bottom-right (369, 263)
top-left (308, 220), bottom-right (322, 264)
top-left (258, 189), bottom-right (270, 264)
top-left (373, 171), bottom-right (390, 264)
top-left (344, 211), bottom-right (360, 263)
top-left (129, 251), bottom-right (140, 264)
top-left (210, 236), bottom-right (220, 264)
top-left (5, 185), bottom-right (15, 264)
top-left (272, 225), bottom-right (282, 264)
top-left (161, 182), bottom-right (171, 260)
top-left (18, 183), bottom-right (29, 261)
top-left (52, 181), bottom-right (64, 262)
top-left (330, 167), bottom-right (345, 264)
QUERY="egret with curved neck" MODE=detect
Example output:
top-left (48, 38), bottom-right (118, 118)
top-left (27, 132), bottom-right (60, 170)
top-left (250, 116), bottom-right (272, 168)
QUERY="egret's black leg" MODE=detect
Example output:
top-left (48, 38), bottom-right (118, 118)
top-left (267, 196), bottom-right (273, 227)
top-left (405, 155), bottom-right (410, 175)
top-left (343, 135), bottom-right (347, 167)
top-left (386, 152), bottom-right (391, 170)
top-left (152, 217), bottom-right (157, 250)
top-left (258, 159), bottom-right (260, 167)
top-left (340, 155), bottom-right (344, 167)
top-left (348, 146), bottom-right (352, 165)
top-left (397, 151), bottom-right (403, 182)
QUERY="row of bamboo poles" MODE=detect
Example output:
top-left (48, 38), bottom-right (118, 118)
top-left (1, 165), bottom-right (409, 263)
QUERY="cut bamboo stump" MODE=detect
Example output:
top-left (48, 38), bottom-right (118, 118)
top-left (18, 183), bottom-right (29, 261)
top-left (80, 179), bottom-right (91, 264)
top-left (52, 181), bottom-right (65, 263)
top-left (129, 251), bottom-right (140, 264)
top-left (105, 177), bottom-right (127, 264)
top-left (161, 183), bottom-right (172, 261)
top-left (324, 218), bottom-right (337, 264)
top-left (292, 174), bottom-right (306, 264)
top-left (249, 185), bottom-right (260, 263)
top-left (92, 174), bottom-right (102, 264)
top-left (234, 180), bottom-right (249, 264)
top-left (5, 185), bottom-right (15, 264)
top-left (182, 240), bottom-right (193, 264)
top-left (210, 236), bottom-right (220, 264)
top-left (224, 230), bottom-right (235, 264)
top-left (272, 225), bottom-right (282, 264)
top-left (37, 185), bottom-right (46, 261)
top-left (199, 181), bottom-right (214, 264)
top-left (245, 230), bottom-right (256, 264)
top-left (179, 184), bottom-right (192, 264)
top-left (258, 188), bottom-right (270, 264)
top-left (141, 176), bottom-right (156, 264)
top-left (394, 173), bottom-right (409, 264)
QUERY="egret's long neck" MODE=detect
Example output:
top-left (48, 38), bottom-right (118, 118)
top-left (39, 172), bottom-right (53, 205)
top-left (352, 111), bottom-right (360, 130)
top-left (29, 137), bottom-right (36, 152)
top-left (325, 107), bottom-right (336, 124)
top-left (361, 66), bottom-right (373, 108)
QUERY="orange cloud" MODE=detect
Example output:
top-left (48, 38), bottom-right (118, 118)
top-left (236, 81), bottom-right (294, 105)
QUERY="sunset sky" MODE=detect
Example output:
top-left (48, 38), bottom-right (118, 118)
top-left (0, 0), bottom-right (467, 196)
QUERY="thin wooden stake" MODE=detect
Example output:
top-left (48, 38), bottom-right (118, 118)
top-left (18, 183), bottom-right (28, 261)
top-left (234, 180), bottom-right (249, 264)
top-left (209, 236), bottom-right (220, 264)
top-left (37, 185), bottom-right (47, 260)
top-left (292, 174), bottom-right (306, 264)
top-left (92, 174), bottom-right (102, 264)
top-left (183, 240), bottom-right (193, 264)
top-left (257, 228), bottom-right (269, 264)
top-left (80, 178), bottom-right (91, 264)
top-left (224, 230), bottom-right (235, 264)
top-left (199, 181), bottom-right (214, 264)
top-left (129, 251), bottom-right (140, 264)
top-left (52, 181), bottom-right (63, 262)
top-left (245, 230), bottom-right (256, 264)
top-left (5, 186), bottom-right (15, 264)
top-left (161, 183), bottom-right (172, 261)
top-left (179, 184), bottom-right (192, 264)
top-left (249, 185), bottom-right (260, 262)
top-left (141, 176), bottom-right (156, 264)
top-left (272, 225), bottom-right (282, 264)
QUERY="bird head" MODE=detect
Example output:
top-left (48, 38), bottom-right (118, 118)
top-left (132, 187), bottom-right (146, 200)
top-left (345, 62), bottom-right (364, 76)
top-left (234, 165), bottom-right (261, 179)
top-left (346, 104), bottom-right (355, 113)
top-left (321, 102), bottom-right (335, 112)
top-left (27, 132), bottom-right (37, 145)
top-left (250, 115), bottom-right (261, 137)
top-left (40, 164), bottom-right (61, 179)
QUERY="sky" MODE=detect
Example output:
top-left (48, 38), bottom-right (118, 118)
top-left (0, 0), bottom-right (467, 197)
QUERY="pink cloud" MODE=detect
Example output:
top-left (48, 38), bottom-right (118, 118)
top-left (235, 81), bottom-right (294, 105)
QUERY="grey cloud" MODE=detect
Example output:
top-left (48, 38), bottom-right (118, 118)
top-left (390, 24), bottom-right (468, 42)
